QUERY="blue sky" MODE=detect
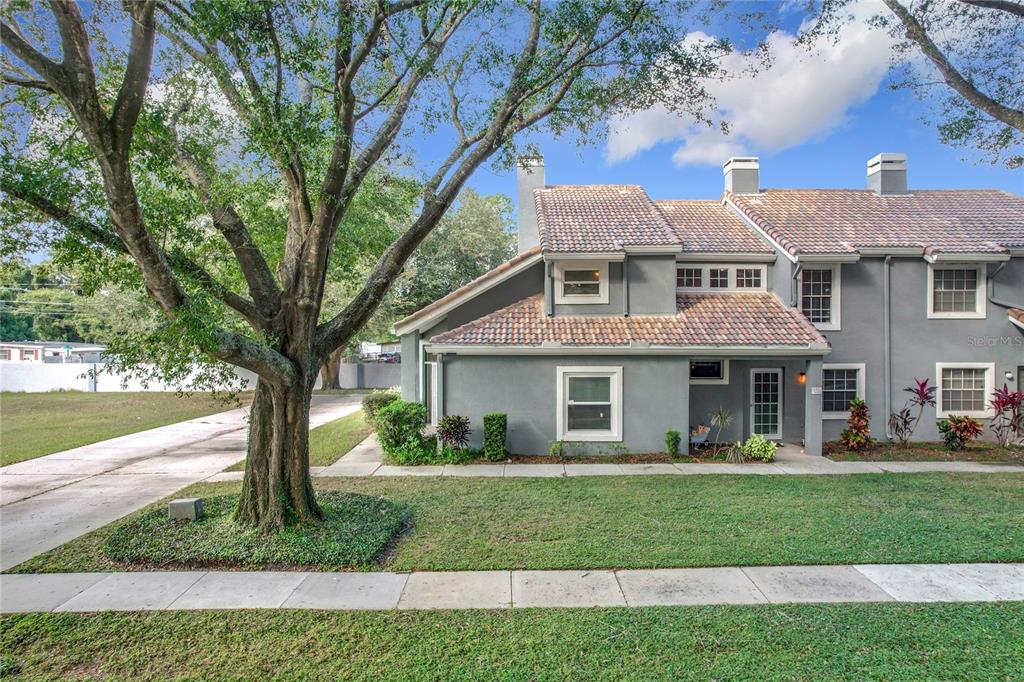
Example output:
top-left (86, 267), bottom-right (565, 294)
top-left (449, 2), bottom-right (1022, 204)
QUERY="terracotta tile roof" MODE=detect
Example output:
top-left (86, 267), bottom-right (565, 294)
top-left (654, 200), bottom-right (773, 254)
top-left (726, 189), bottom-right (1024, 257)
top-left (431, 293), bottom-right (827, 349)
top-left (394, 246), bottom-right (541, 331)
top-left (534, 185), bottom-right (678, 252)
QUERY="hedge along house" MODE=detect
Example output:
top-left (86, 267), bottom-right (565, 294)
top-left (396, 155), bottom-right (1024, 456)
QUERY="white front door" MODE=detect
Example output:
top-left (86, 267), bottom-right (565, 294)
top-left (750, 368), bottom-right (782, 439)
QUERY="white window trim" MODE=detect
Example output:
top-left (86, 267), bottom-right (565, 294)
top-left (798, 264), bottom-right (841, 331)
top-left (556, 366), bottom-right (623, 442)
top-left (936, 362), bottom-right (995, 419)
top-left (927, 264), bottom-right (986, 320)
top-left (690, 359), bottom-right (730, 385)
top-left (821, 363), bottom-right (866, 420)
top-left (554, 261), bottom-right (609, 305)
top-left (675, 263), bottom-right (767, 293)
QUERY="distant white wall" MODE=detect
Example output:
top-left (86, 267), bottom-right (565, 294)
top-left (0, 363), bottom-right (265, 393)
top-left (338, 363), bottom-right (401, 390)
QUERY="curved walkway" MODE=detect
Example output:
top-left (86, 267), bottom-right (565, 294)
top-left (3, 563), bottom-right (1022, 613)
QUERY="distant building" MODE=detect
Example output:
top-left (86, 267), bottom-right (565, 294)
top-left (0, 341), bottom-right (107, 364)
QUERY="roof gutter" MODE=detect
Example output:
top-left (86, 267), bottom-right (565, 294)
top-left (425, 343), bottom-right (831, 357)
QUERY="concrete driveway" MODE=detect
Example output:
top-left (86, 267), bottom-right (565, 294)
top-left (0, 394), bottom-right (361, 571)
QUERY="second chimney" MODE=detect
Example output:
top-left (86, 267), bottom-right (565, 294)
top-left (723, 157), bottom-right (759, 195)
top-left (516, 156), bottom-right (545, 253)
top-left (867, 153), bottom-right (907, 195)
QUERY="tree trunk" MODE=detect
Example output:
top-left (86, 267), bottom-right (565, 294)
top-left (235, 378), bottom-right (323, 532)
top-left (319, 347), bottom-right (344, 390)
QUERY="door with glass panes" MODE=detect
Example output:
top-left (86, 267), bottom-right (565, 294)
top-left (750, 368), bottom-right (782, 439)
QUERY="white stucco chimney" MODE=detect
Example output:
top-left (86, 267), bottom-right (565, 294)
top-left (723, 157), bottom-right (759, 195)
top-left (867, 153), bottom-right (908, 195)
top-left (516, 156), bottom-right (545, 253)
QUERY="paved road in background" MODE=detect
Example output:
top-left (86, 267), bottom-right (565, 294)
top-left (0, 394), bottom-right (361, 571)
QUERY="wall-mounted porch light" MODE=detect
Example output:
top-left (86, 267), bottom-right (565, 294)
top-left (1006, 370), bottom-right (1015, 382)
top-left (797, 372), bottom-right (807, 385)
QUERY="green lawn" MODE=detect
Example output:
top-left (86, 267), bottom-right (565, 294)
top-left (12, 472), bottom-right (1023, 573)
top-left (224, 409), bottom-right (372, 471)
top-left (0, 392), bottom-right (248, 466)
top-left (3, 603), bottom-right (1022, 680)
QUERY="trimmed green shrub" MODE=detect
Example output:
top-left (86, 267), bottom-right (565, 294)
top-left (483, 413), bottom-right (507, 461)
top-left (362, 390), bottom-right (399, 426)
top-left (938, 415), bottom-right (984, 450)
top-left (437, 415), bottom-right (471, 450)
top-left (740, 434), bottom-right (776, 462)
top-left (376, 400), bottom-right (427, 454)
top-left (665, 429), bottom-right (681, 457)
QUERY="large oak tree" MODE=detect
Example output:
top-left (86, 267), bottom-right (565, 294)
top-left (2, 0), bottom-right (735, 530)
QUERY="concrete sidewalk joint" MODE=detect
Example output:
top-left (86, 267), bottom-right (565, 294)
top-left (3, 563), bottom-right (1021, 614)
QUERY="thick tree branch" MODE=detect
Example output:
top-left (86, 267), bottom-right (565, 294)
top-left (111, 0), bottom-right (157, 153)
top-left (1, 178), bottom-right (266, 329)
top-left (958, 0), bottom-right (1024, 17)
top-left (170, 135), bottom-right (283, 322)
top-left (884, 0), bottom-right (1024, 133)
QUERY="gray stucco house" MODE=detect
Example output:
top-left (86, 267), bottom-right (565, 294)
top-left (397, 154), bottom-right (1024, 455)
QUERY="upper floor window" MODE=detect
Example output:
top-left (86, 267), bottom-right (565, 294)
top-left (800, 265), bottom-right (840, 331)
top-left (676, 264), bottom-right (767, 293)
top-left (736, 268), bottom-right (762, 288)
top-left (677, 267), bottom-right (702, 288)
top-left (554, 261), bottom-right (609, 305)
top-left (928, 265), bottom-right (985, 319)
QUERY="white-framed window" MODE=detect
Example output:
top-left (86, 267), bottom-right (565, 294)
top-left (676, 267), bottom-right (702, 288)
top-left (690, 359), bottom-right (729, 385)
top-left (927, 264), bottom-right (986, 319)
top-left (556, 366), bottom-right (622, 441)
top-left (799, 265), bottom-right (841, 331)
top-left (21, 349), bottom-right (37, 361)
top-left (822, 363), bottom-right (865, 419)
top-left (0, 349), bottom-right (10, 361)
top-left (936, 362), bottom-right (995, 418)
top-left (554, 261), bottom-right (609, 305)
top-left (675, 264), bottom-right (767, 293)
top-left (735, 268), bottom-right (762, 288)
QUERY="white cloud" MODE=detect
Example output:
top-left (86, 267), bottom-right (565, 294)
top-left (607, 4), bottom-right (896, 166)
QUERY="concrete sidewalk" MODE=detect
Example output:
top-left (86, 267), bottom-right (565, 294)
top-left (0, 395), bottom-right (361, 571)
top-left (3, 563), bottom-right (1021, 613)
top-left (205, 438), bottom-right (1024, 481)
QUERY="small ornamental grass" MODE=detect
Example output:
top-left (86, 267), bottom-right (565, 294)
top-left (103, 492), bottom-right (410, 570)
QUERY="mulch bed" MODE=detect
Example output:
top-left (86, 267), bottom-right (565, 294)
top-left (824, 441), bottom-right (1024, 463)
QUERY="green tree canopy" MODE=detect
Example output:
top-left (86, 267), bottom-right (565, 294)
top-left (1, 0), bottom-right (757, 530)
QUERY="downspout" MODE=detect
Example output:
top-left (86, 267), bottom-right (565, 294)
top-left (545, 261), bottom-right (554, 317)
top-left (790, 263), bottom-right (803, 306)
top-left (987, 262), bottom-right (1024, 309)
top-left (883, 256), bottom-right (893, 440)
top-left (623, 255), bottom-right (630, 316)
